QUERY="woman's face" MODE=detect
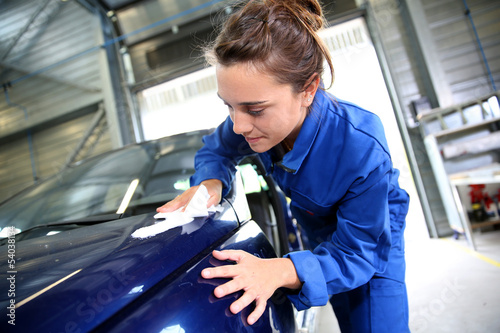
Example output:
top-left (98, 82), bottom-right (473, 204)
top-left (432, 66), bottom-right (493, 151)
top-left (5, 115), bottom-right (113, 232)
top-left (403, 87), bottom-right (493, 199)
top-left (216, 63), bottom-right (311, 153)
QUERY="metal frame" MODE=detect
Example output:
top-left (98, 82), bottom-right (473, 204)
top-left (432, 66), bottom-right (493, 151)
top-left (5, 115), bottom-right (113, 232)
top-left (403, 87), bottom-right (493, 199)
top-left (363, 2), bottom-right (437, 237)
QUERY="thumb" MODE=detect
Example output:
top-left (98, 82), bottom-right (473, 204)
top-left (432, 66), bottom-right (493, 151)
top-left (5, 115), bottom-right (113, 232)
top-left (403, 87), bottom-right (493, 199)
top-left (207, 193), bottom-right (221, 208)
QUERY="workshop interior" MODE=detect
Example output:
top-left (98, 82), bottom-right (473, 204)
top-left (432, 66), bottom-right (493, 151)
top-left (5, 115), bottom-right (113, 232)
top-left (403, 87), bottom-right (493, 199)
top-left (0, 0), bottom-right (499, 332)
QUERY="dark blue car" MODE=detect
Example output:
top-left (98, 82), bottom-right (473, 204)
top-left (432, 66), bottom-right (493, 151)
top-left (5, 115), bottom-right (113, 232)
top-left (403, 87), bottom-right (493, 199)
top-left (0, 130), bottom-right (317, 332)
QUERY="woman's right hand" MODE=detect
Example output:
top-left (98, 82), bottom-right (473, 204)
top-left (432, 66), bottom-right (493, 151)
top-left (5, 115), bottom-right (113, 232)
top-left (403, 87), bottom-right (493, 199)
top-left (156, 179), bottom-right (223, 213)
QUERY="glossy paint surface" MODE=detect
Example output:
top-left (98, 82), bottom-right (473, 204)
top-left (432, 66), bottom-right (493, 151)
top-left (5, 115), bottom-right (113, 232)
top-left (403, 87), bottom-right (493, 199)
top-left (0, 208), bottom-right (297, 332)
top-left (0, 202), bottom-right (240, 332)
top-left (96, 222), bottom-right (296, 333)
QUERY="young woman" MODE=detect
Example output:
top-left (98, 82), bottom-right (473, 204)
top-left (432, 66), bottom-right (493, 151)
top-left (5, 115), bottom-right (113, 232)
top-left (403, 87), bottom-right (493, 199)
top-left (157, 0), bottom-right (410, 331)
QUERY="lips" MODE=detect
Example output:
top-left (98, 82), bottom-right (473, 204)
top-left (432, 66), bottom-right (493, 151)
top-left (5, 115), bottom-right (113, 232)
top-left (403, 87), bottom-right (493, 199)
top-left (245, 136), bottom-right (262, 144)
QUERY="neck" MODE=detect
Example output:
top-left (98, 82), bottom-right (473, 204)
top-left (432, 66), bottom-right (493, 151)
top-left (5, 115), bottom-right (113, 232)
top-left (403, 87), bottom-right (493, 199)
top-left (281, 138), bottom-right (293, 152)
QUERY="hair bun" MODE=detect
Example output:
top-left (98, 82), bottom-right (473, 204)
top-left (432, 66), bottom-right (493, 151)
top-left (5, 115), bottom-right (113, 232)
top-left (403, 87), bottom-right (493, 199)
top-left (296, 0), bottom-right (322, 16)
top-left (208, 0), bottom-right (334, 91)
top-left (274, 0), bottom-right (324, 32)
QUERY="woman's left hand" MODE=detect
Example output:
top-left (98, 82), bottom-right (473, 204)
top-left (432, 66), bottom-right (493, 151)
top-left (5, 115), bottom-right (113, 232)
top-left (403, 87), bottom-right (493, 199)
top-left (201, 249), bottom-right (301, 325)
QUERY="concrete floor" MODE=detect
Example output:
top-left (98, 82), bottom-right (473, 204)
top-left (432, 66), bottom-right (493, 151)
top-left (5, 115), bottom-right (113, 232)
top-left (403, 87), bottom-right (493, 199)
top-left (315, 228), bottom-right (500, 332)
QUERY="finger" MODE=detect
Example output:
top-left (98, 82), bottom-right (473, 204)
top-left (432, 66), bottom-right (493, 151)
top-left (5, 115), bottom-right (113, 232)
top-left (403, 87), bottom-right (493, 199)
top-left (156, 186), bottom-right (199, 213)
top-left (201, 263), bottom-right (238, 280)
top-left (207, 290), bottom-right (240, 304)
top-left (213, 278), bottom-right (244, 299)
top-left (229, 290), bottom-right (257, 315)
top-left (208, 255), bottom-right (232, 267)
top-left (200, 179), bottom-right (223, 205)
top-left (207, 194), bottom-right (221, 208)
top-left (156, 194), bottom-right (187, 212)
top-left (156, 200), bottom-right (183, 213)
top-left (247, 297), bottom-right (268, 325)
top-left (211, 249), bottom-right (247, 263)
top-left (196, 276), bottom-right (221, 288)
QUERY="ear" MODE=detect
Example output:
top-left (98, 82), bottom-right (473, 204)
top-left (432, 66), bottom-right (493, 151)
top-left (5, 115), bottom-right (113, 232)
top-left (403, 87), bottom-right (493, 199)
top-left (302, 73), bottom-right (321, 107)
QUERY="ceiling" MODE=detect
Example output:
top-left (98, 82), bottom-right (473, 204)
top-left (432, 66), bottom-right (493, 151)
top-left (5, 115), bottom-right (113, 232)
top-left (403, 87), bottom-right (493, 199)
top-left (0, 0), bottom-right (359, 92)
top-left (96, 0), bottom-right (142, 11)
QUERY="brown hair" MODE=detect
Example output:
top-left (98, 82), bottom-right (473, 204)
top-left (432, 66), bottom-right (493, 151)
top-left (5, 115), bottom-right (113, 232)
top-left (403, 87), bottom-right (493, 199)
top-left (206, 0), bottom-right (334, 94)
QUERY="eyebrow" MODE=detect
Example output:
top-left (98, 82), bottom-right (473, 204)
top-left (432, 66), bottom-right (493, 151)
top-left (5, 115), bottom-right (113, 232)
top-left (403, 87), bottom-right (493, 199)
top-left (217, 93), bottom-right (268, 106)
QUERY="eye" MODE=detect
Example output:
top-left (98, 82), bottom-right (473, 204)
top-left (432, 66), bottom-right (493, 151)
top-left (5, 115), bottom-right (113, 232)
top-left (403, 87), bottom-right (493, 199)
top-left (247, 108), bottom-right (264, 116)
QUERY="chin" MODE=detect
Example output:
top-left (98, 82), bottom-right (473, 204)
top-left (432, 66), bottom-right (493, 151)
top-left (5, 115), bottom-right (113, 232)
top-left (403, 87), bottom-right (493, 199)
top-left (248, 143), bottom-right (271, 153)
top-left (249, 147), bottom-right (267, 153)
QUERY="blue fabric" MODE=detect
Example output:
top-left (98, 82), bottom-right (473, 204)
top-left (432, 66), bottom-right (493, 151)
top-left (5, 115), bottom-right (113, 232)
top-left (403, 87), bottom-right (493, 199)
top-left (190, 89), bottom-right (410, 331)
top-left (330, 276), bottom-right (409, 332)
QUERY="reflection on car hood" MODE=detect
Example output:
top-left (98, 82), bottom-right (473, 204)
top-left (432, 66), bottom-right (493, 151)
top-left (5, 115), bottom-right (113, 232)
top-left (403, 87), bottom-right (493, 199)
top-left (0, 201), bottom-right (238, 332)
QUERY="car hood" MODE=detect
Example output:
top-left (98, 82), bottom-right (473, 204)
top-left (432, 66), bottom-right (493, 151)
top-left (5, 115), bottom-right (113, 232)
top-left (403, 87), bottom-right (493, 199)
top-left (0, 201), bottom-right (239, 332)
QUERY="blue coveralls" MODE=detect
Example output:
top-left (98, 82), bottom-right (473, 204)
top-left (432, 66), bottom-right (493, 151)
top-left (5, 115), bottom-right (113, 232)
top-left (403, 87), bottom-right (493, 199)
top-left (190, 89), bottom-right (410, 332)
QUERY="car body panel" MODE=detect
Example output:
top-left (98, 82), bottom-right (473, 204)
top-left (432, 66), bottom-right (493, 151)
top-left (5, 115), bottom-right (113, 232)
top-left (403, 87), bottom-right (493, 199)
top-left (0, 202), bottom-right (241, 332)
top-left (95, 221), bottom-right (297, 333)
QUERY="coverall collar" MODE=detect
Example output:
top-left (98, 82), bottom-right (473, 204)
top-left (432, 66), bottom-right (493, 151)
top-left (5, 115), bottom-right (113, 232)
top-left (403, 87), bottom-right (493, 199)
top-left (275, 89), bottom-right (327, 174)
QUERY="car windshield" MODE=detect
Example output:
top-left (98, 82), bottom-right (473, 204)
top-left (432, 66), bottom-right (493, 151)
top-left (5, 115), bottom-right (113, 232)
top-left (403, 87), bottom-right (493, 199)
top-left (0, 134), bottom-right (202, 237)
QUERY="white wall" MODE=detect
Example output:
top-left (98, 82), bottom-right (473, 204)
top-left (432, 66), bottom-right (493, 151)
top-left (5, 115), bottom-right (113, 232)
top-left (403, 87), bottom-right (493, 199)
top-left (320, 18), bottom-right (429, 241)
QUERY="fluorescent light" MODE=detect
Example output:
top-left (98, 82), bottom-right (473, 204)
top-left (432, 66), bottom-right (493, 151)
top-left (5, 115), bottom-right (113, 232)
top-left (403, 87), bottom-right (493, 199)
top-left (116, 179), bottom-right (139, 214)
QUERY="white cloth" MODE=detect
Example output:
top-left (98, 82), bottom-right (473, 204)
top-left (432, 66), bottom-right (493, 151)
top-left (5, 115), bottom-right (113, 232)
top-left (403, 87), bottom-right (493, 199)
top-left (131, 185), bottom-right (221, 239)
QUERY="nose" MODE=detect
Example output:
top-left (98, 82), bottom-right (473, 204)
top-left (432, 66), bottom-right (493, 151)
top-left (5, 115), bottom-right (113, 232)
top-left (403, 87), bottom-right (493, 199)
top-left (232, 111), bottom-right (253, 135)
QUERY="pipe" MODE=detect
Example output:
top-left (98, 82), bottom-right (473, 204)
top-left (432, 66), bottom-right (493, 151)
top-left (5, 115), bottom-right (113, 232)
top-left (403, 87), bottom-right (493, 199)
top-left (462, 0), bottom-right (497, 91)
top-left (3, 86), bottom-right (38, 182)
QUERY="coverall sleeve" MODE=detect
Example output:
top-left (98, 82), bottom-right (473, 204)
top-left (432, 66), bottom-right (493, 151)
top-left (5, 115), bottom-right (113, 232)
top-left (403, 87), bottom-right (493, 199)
top-left (190, 116), bottom-right (251, 196)
top-left (284, 159), bottom-right (393, 310)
